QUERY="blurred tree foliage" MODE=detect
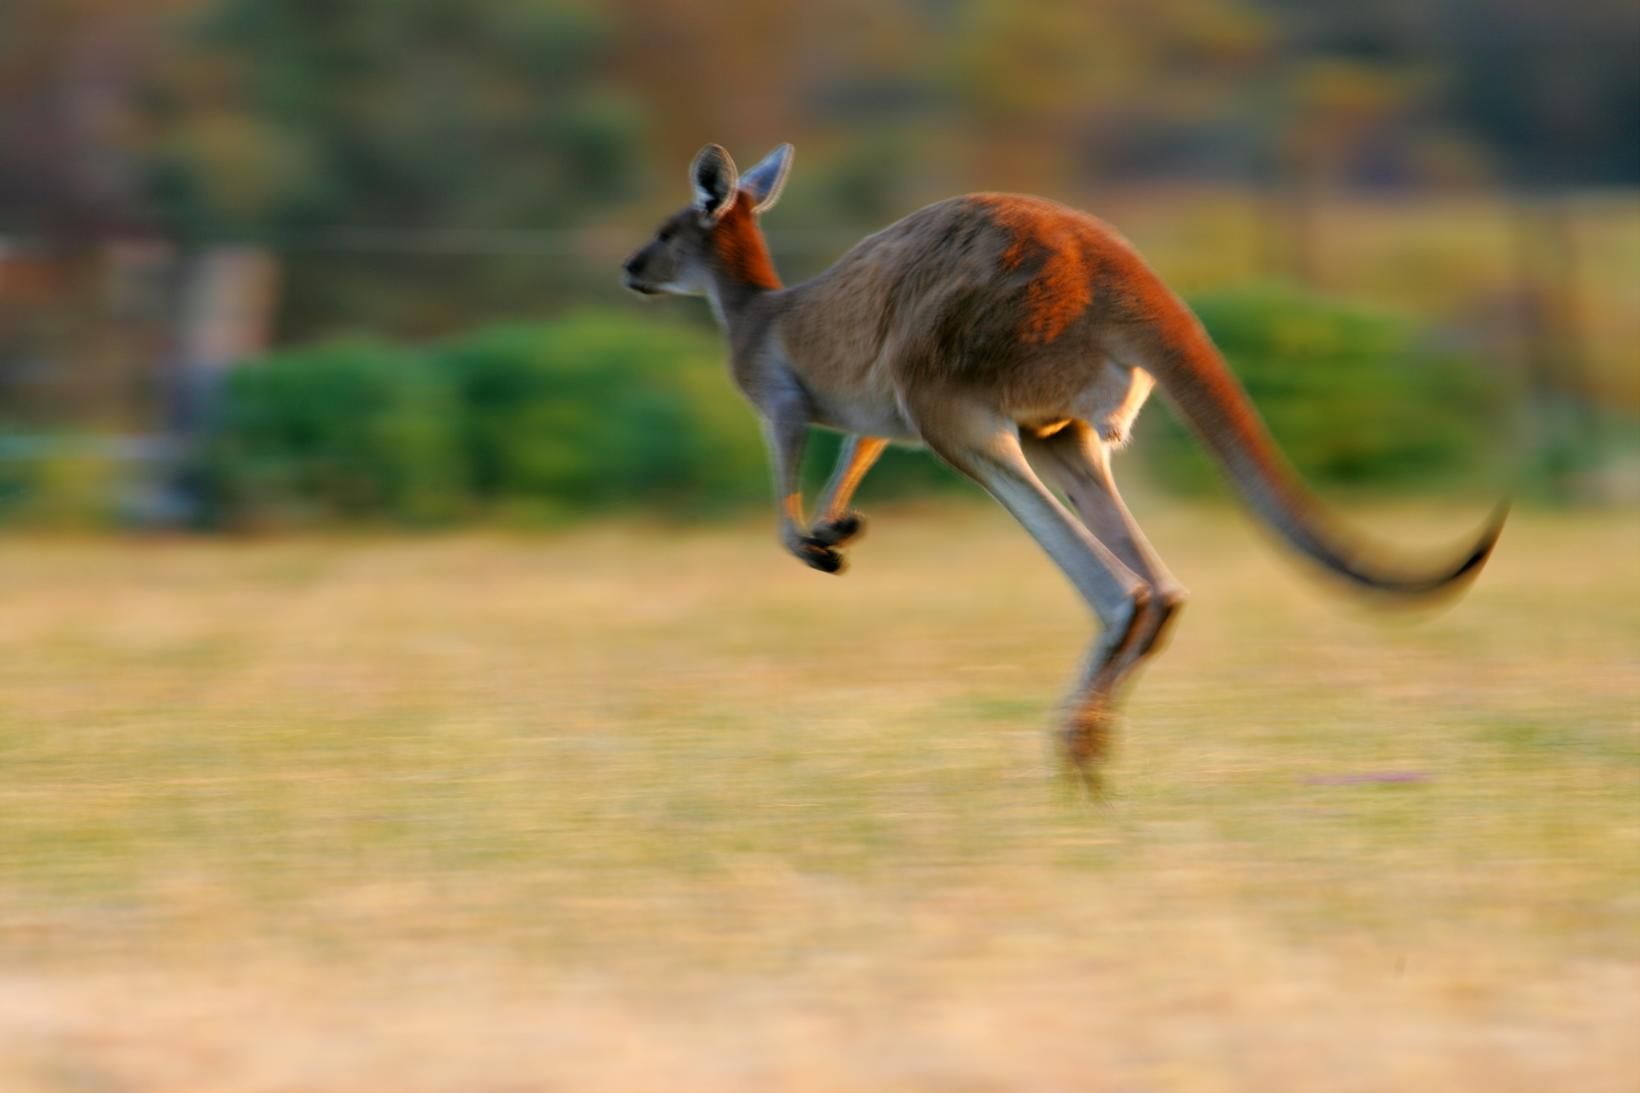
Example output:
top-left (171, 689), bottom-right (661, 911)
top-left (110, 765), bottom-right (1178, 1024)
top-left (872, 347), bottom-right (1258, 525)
top-left (609, 0), bottom-right (1637, 214)
top-left (132, 0), bottom-right (642, 336)
top-left (8, 0), bottom-right (1636, 246)
top-left (3, 0), bottom-right (1636, 342)
top-left (193, 297), bottom-right (1501, 528)
top-left (140, 1), bottom-right (637, 235)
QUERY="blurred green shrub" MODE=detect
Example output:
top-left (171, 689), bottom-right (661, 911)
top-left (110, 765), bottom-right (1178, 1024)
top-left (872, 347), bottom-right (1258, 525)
top-left (201, 313), bottom-right (757, 527)
top-left (201, 338), bottom-right (464, 527)
top-left (0, 440), bottom-right (122, 530)
top-left (1134, 286), bottom-right (1503, 496)
top-left (197, 294), bottom-right (1502, 528)
top-left (435, 314), bottom-right (766, 523)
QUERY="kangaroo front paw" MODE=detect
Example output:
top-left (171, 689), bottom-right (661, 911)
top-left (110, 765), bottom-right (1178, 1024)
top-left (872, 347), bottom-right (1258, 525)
top-left (809, 512), bottom-right (865, 547)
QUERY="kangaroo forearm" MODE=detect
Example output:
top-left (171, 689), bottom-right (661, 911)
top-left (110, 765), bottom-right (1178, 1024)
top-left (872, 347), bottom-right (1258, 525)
top-left (760, 413), bottom-right (808, 535)
top-left (816, 435), bottom-right (888, 523)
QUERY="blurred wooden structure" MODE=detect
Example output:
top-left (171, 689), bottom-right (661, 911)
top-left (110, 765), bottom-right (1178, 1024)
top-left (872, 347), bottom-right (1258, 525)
top-left (0, 241), bottom-right (278, 523)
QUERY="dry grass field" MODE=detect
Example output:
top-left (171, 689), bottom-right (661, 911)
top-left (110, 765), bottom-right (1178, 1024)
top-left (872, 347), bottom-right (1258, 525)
top-left (0, 501), bottom-right (1636, 1091)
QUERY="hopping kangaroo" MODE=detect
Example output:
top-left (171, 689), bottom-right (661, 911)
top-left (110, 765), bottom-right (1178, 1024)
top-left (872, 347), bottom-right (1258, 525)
top-left (622, 143), bottom-right (1506, 775)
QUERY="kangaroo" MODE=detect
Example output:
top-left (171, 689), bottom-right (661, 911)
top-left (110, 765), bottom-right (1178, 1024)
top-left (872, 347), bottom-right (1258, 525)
top-left (622, 143), bottom-right (1507, 778)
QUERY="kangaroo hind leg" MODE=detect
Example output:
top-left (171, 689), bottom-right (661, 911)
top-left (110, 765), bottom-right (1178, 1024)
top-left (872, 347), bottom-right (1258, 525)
top-left (905, 392), bottom-right (1151, 779)
top-left (1022, 420), bottom-right (1188, 679)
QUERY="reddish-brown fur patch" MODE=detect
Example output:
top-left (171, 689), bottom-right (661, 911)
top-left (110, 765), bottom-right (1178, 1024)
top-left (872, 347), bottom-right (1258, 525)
top-left (711, 193), bottom-right (782, 290)
top-left (975, 194), bottom-right (1095, 345)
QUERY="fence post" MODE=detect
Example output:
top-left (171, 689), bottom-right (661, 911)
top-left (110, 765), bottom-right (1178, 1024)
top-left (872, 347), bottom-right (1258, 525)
top-left (151, 247), bottom-right (280, 523)
top-left (1510, 194), bottom-right (1604, 503)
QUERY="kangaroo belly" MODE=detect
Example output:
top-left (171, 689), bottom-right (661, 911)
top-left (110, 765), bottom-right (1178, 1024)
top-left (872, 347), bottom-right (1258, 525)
top-left (808, 390), bottom-right (916, 440)
top-left (770, 332), bottom-right (917, 440)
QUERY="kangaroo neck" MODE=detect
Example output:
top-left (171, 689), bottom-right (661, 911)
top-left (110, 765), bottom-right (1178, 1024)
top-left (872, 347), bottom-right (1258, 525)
top-left (705, 197), bottom-right (781, 332)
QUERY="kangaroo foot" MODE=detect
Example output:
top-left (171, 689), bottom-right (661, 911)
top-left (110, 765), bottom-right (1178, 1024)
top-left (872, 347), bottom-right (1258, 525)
top-left (809, 512), bottom-right (865, 548)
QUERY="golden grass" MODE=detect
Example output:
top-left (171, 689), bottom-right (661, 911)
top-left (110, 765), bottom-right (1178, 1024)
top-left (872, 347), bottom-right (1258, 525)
top-left (0, 500), bottom-right (1636, 1090)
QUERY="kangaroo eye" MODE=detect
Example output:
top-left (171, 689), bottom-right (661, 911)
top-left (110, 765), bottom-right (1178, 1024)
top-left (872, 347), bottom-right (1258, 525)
top-left (658, 228), bottom-right (675, 243)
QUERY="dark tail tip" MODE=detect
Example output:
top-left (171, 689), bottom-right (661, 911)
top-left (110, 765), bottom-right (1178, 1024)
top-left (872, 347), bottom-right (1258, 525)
top-left (1382, 496), bottom-right (1510, 602)
top-left (1453, 499), bottom-right (1511, 582)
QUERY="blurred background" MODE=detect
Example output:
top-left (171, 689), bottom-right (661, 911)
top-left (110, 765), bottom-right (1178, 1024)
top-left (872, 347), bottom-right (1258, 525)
top-left (2, 0), bottom-right (1636, 527)
top-left (4, 5), bottom-right (1639, 1088)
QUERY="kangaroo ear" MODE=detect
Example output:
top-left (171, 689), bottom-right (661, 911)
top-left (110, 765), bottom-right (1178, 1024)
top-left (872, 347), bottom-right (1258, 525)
top-left (740, 143), bottom-right (793, 214)
top-left (690, 144), bottom-right (738, 223)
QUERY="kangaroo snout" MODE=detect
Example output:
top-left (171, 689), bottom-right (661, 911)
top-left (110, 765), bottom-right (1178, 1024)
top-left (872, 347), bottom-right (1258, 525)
top-left (621, 253), bottom-right (656, 295)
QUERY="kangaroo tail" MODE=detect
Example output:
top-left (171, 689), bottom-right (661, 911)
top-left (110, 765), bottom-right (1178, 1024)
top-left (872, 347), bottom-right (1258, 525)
top-left (1140, 303), bottom-right (1507, 598)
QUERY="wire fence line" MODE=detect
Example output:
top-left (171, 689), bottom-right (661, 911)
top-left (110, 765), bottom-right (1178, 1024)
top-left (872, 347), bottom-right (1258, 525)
top-left (0, 226), bottom-right (894, 260)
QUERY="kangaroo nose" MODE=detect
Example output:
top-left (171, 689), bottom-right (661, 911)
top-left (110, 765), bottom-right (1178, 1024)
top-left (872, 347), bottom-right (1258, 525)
top-left (622, 255), bottom-right (641, 274)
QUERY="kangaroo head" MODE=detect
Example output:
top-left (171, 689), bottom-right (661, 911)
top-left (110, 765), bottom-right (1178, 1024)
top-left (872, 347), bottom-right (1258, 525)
top-left (622, 143), bottom-right (792, 297)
